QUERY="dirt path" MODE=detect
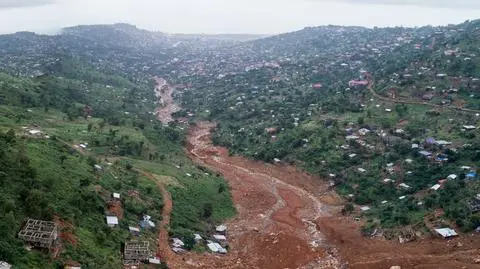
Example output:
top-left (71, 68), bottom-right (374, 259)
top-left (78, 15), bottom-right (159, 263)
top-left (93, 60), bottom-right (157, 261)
top-left (137, 171), bottom-right (175, 260)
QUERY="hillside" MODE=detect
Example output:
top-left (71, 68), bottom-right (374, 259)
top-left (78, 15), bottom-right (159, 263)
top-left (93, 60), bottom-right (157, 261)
top-left (0, 58), bottom-right (234, 268)
top-left (173, 21), bottom-right (480, 234)
top-left (1, 20), bottom-right (480, 268)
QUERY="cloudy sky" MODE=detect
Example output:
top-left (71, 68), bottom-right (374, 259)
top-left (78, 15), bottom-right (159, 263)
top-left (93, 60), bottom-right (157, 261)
top-left (0, 0), bottom-right (479, 34)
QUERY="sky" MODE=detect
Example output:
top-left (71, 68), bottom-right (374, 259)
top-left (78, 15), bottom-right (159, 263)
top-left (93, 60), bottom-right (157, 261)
top-left (0, 0), bottom-right (479, 34)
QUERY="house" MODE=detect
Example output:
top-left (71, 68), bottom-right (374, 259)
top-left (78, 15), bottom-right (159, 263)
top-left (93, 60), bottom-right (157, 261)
top-left (357, 168), bottom-right (367, 173)
top-left (360, 206), bottom-right (371, 211)
top-left (94, 164), bottom-right (103, 171)
top-left (129, 226), bottom-right (140, 236)
top-left (436, 154), bottom-right (449, 162)
top-left (207, 240), bottom-right (227, 254)
top-left (399, 196), bottom-right (406, 200)
top-left (405, 159), bottom-right (413, 164)
top-left (28, 129), bottom-right (42, 135)
top-left (194, 234), bottom-right (203, 242)
top-left (216, 224), bottom-right (227, 234)
top-left (346, 135), bottom-right (359, 141)
top-left (463, 125), bottom-right (476, 130)
top-left (434, 140), bottom-right (452, 146)
top-left (431, 184), bottom-right (441, 191)
top-left (434, 228), bottom-right (458, 238)
top-left (79, 143), bottom-right (87, 149)
top-left (139, 215), bottom-right (155, 229)
top-left (148, 257), bottom-right (161, 264)
top-left (383, 178), bottom-right (393, 183)
top-left (447, 174), bottom-right (457, 180)
top-left (171, 238), bottom-right (184, 248)
top-left (64, 261), bottom-right (81, 269)
top-left (0, 261), bottom-right (11, 269)
top-left (411, 143), bottom-right (419, 149)
top-left (112, 193), bottom-right (120, 199)
top-left (349, 153), bottom-right (357, 158)
top-left (466, 172), bottom-right (477, 179)
top-left (213, 234), bottom-right (227, 241)
top-left (460, 166), bottom-right (471, 170)
top-left (399, 183), bottom-right (411, 189)
top-left (381, 200), bottom-right (388, 204)
top-left (341, 144), bottom-right (350, 150)
top-left (358, 128), bottom-right (370, 136)
top-left (106, 216), bottom-right (118, 227)
top-left (348, 80), bottom-right (369, 87)
top-left (418, 151), bottom-right (432, 157)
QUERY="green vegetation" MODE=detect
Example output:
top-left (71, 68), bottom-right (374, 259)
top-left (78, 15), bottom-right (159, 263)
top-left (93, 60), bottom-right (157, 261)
top-left (0, 67), bottom-right (235, 268)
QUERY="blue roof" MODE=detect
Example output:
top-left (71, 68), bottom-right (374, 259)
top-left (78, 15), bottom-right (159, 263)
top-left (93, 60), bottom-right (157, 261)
top-left (466, 172), bottom-right (477, 178)
top-left (419, 151), bottom-right (432, 156)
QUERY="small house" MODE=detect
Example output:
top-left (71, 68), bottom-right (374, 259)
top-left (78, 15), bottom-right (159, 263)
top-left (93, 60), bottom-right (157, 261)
top-left (216, 224), bottom-right (227, 234)
top-left (346, 135), bottom-right (359, 141)
top-left (28, 130), bottom-right (42, 136)
top-left (128, 226), bottom-right (140, 236)
top-left (207, 241), bottom-right (227, 254)
top-left (357, 168), bottom-right (367, 173)
top-left (358, 128), bottom-right (370, 136)
top-left (64, 261), bottom-right (81, 269)
top-left (434, 228), bottom-right (458, 239)
top-left (431, 184), bottom-right (441, 191)
top-left (112, 193), bottom-right (120, 199)
top-left (360, 206), bottom-right (370, 211)
top-left (418, 151), bottom-right (432, 158)
top-left (139, 215), bottom-right (155, 229)
top-left (447, 174), bottom-right (457, 180)
top-left (193, 234), bottom-right (202, 242)
top-left (148, 257), bottom-right (161, 264)
top-left (399, 183), bottom-right (411, 189)
top-left (0, 261), bottom-right (12, 269)
top-left (106, 216), bottom-right (118, 227)
top-left (466, 172), bottom-right (477, 179)
top-left (434, 140), bottom-right (452, 147)
top-left (463, 125), bottom-right (476, 131)
top-left (399, 196), bottom-right (406, 200)
top-left (213, 234), bottom-right (227, 241)
top-left (349, 153), bottom-right (357, 158)
top-left (383, 178), bottom-right (393, 183)
top-left (171, 238), bottom-right (184, 248)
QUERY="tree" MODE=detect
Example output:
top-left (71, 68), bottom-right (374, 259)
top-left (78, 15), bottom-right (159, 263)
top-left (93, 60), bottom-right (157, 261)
top-left (202, 202), bottom-right (213, 219)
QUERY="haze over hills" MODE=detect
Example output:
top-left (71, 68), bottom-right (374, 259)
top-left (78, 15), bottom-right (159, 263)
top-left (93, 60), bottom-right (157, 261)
top-left (0, 19), bottom-right (480, 269)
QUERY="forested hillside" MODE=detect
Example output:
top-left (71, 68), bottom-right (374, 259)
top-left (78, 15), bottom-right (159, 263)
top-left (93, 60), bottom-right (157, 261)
top-left (0, 55), bottom-right (234, 268)
top-left (1, 19), bottom-right (480, 268)
top-left (174, 20), bottom-right (480, 235)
